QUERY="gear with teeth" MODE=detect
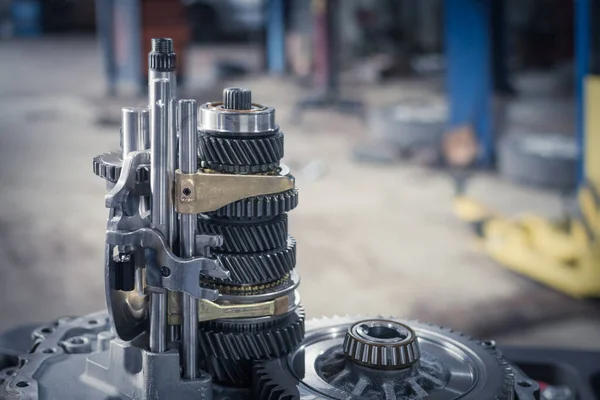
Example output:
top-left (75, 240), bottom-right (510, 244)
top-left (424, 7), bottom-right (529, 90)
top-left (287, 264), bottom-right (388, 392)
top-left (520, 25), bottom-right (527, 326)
top-left (209, 188), bottom-right (299, 218)
top-left (198, 131), bottom-right (284, 172)
top-left (198, 215), bottom-right (288, 253)
top-left (252, 316), bottom-right (523, 400)
top-left (210, 236), bottom-right (296, 285)
top-left (198, 308), bottom-right (305, 361)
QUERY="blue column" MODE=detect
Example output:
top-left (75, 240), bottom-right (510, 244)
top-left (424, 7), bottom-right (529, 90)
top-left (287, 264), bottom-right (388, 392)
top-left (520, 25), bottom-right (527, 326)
top-left (267, 0), bottom-right (285, 74)
top-left (444, 0), bottom-right (493, 166)
top-left (575, 0), bottom-right (590, 184)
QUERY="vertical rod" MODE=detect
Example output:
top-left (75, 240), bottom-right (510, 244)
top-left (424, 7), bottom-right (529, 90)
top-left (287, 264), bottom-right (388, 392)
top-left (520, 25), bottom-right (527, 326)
top-left (121, 106), bottom-right (150, 156)
top-left (178, 99), bottom-right (198, 379)
top-left (575, 0), bottom-right (590, 185)
top-left (149, 77), bottom-right (170, 353)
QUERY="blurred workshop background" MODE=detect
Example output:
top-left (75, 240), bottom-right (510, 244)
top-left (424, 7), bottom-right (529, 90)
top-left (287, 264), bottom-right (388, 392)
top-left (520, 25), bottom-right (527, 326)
top-left (0, 0), bottom-right (599, 353)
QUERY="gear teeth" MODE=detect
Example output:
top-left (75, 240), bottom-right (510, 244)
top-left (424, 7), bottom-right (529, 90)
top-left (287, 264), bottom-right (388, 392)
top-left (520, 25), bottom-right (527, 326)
top-left (201, 161), bottom-right (280, 174)
top-left (198, 215), bottom-right (288, 253)
top-left (93, 152), bottom-right (149, 184)
top-left (198, 308), bottom-right (305, 361)
top-left (210, 188), bottom-right (299, 218)
top-left (93, 152), bottom-right (122, 183)
top-left (198, 131), bottom-right (284, 169)
top-left (253, 364), bottom-right (297, 400)
top-left (205, 356), bottom-right (253, 387)
top-left (213, 236), bottom-right (296, 285)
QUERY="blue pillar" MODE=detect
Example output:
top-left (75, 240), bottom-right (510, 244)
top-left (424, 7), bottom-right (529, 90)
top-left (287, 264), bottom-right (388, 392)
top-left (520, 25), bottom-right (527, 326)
top-left (267, 0), bottom-right (285, 74)
top-left (575, 0), bottom-right (590, 184)
top-left (444, 0), bottom-right (493, 166)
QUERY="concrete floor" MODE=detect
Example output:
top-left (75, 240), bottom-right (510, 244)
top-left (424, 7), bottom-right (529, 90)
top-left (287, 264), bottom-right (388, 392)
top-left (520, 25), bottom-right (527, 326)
top-left (0, 37), bottom-right (599, 351)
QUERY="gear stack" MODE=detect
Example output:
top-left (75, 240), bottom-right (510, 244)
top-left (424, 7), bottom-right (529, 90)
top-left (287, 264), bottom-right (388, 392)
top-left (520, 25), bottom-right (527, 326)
top-left (195, 87), bottom-right (303, 386)
top-left (0, 37), bottom-right (543, 400)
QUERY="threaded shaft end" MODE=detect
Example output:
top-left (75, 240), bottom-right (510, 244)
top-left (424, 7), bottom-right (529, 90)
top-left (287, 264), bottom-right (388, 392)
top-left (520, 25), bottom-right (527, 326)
top-left (223, 87), bottom-right (252, 110)
top-left (151, 38), bottom-right (173, 53)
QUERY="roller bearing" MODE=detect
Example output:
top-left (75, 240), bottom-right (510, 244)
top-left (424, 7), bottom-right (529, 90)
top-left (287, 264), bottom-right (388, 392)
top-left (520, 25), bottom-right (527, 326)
top-left (198, 308), bottom-right (305, 361)
top-left (209, 188), bottom-right (299, 219)
top-left (211, 236), bottom-right (296, 285)
top-left (198, 215), bottom-right (288, 253)
top-left (198, 131), bottom-right (284, 170)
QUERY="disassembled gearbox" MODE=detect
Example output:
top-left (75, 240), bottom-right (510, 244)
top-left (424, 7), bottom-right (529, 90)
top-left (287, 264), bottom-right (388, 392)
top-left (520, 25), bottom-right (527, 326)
top-left (0, 38), bottom-right (550, 400)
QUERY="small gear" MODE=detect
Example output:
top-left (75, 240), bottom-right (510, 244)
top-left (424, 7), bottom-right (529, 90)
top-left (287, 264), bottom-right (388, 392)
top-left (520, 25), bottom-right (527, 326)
top-left (209, 188), bottom-right (299, 218)
top-left (92, 152), bottom-right (149, 183)
top-left (197, 215), bottom-right (288, 253)
top-left (197, 131), bottom-right (284, 170)
top-left (198, 308), bottom-right (305, 361)
top-left (211, 237), bottom-right (296, 285)
top-left (93, 152), bottom-right (122, 183)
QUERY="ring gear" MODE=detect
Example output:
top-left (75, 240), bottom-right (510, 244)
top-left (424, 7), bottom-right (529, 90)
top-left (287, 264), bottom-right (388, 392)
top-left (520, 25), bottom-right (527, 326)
top-left (252, 316), bottom-right (518, 400)
top-left (209, 188), bottom-right (299, 219)
top-left (198, 215), bottom-right (288, 253)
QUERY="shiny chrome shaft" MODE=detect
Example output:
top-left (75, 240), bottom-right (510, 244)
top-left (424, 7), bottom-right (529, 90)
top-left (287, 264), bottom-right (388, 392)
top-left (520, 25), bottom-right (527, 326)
top-left (178, 99), bottom-right (198, 379)
top-left (121, 106), bottom-right (150, 156)
top-left (149, 78), bottom-right (170, 353)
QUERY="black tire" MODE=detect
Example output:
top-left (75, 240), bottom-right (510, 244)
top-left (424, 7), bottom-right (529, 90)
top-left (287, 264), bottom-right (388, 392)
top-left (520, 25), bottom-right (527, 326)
top-left (498, 132), bottom-right (577, 191)
top-left (369, 99), bottom-right (447, 150)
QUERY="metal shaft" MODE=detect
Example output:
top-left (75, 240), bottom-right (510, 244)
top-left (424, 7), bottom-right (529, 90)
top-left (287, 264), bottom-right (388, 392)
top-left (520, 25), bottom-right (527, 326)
top-left (121, 106), bottom-right (150, 156)
top-left (178, 99), bottom-right (198, 379)
top-left (149, 77), bottom-right (170, 353)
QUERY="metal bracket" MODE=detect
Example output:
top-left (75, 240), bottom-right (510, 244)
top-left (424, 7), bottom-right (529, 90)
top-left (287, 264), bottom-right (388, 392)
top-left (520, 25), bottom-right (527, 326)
top-left (106, 228), bottom-right (230, 301)
top-left (175, 169), bottom-right (294, 214)
top-left (197, 295), bottom-right (290, 322)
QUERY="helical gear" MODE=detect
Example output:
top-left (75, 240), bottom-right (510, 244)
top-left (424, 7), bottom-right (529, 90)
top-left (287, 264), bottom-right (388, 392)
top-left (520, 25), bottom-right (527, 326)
top-left (197, 215), bottom-right (288, 253)
top-left (198, 308), bottom-right (305, 361)
top-left (208, 188), bottom-right (299, 219)
top-left (197, 131), bottom-right (284, 172)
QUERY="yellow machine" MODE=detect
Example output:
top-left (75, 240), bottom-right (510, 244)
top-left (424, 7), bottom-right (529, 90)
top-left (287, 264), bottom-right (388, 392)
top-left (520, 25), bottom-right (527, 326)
top-left (454, 181), bottom-right (599, 298)
top-left (452, 76), bottom-right (600, 298)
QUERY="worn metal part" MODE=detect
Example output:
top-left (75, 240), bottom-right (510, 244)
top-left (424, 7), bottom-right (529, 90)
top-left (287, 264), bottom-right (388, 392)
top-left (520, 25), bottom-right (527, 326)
top-left (175, 169), bottom-right (294, 214)
top-left (343, 319), bottom-right (421, 370)
top-left (252, 316), bottom-right (528, 400)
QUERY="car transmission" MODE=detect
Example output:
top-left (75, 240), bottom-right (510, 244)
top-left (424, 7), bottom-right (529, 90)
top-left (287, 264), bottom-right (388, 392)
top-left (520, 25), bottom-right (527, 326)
top-left (0, 37), bottom-right (578, 400)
